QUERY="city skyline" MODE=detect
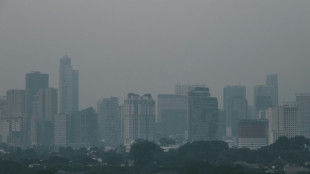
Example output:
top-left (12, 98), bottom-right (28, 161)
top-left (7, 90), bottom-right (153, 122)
top-left (1, 1), bottom-right (310, 109)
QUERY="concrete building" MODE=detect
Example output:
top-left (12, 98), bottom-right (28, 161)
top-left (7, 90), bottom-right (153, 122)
top-left (296, 94), bottom-right (310, 138)
top-left (188, 87), bottom-right (219, 141)
top-left (54, 113), bottom-right (71, 146)
top-left (266, 103), bottom-right (298, 144)
top-left (25, 71), bottom-right (48, 146)
top-left (30, 88), bottom-right (57, 146)
top-left (157, 94), bottom-right (187, 140)
top-left (223, 86), bottom-right (247, 137)
top-left (97, 97), bottom-right (121, 146)
top-left (59, 54), bottom-right (79, 114)
top-left (6, 89), bottom-right (26, 115)
top-left (237, 119), bottom-right (268, 149)
top-left (0, 114), bottom-right (23, 146)
top-left (122, 94), bottom-right (155, 146)
top-left (253, 74), bottom-right (278, 118)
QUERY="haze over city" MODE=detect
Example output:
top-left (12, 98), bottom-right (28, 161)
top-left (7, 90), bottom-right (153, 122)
top-left (1, 1), bottom-right (310, 109)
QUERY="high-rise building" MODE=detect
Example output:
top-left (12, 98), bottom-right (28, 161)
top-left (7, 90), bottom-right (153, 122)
top-left (253, 74), bottom-right (278, 117)
top-left (59, 54), bottom-right (79, 114)
top-left (266, 103), bottom-right (298, 144)
top-left (296, 93), bottom-right (310, 137)
top-left (223, 86), bottom-right (247, 137)
top-left (25, 72), bottom-right (48, 146)
top-left (122, 94), bottom-right (155, 146)
top-left (6, 89), bottom-right (26, 115)
top-left (266, 74), bottom-right (278, 106)
top-left (188, 87), bottom-right (218, 141)
top-left (54, 113), bottom-right (71, 146)
top-left (30, 88), bottom-right (57, 145)
top-left (157, 94), bottom-right (187, 140)
top-left (97, 97), bottom-right (121, 146)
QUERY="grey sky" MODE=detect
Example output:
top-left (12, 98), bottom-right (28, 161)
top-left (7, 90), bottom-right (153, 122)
top-left (0, 0), bottom-right (310, 109)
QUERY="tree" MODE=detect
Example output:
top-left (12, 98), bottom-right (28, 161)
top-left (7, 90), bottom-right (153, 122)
top-left (130, 140), bottom-right (163, 167)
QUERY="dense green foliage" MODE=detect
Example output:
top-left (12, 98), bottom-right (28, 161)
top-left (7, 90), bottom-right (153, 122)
top-left (0, 136), bottom-right (309, 174)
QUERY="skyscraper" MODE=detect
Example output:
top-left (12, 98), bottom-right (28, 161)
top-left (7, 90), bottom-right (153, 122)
top-left (223, 86), bottom-right (247, 137)
top-left (122, 94), bottom-right (155, 146)
top-left (188, 87), bottom-right (218, 141)
top-left (25, 72), bottom-right (48, 146)
top-left (157, 94), bottom-right (187, 140)
top-left (30, 88), bottom-right (57, 145)
top-left (266, 74), bottom-right (278, 106)
top-left (253, 74), bottom-right (278, 117)
top-left (266, 103), bottom-right (298, 144)
top-left (6, 89), bottom-right (26, 115)
top-left (59, 54), bottom-right (79, 114)
top-left (97, 97), bottom-right (121, 146)
top-left (296, 93), bottom-right (310, 137)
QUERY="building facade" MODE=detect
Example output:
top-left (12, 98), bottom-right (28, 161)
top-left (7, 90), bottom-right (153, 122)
top-left (188, 87), bottom-right (219, 141)
top-left (296, 94), bottom-right (310, 138)
top-left (223, 86), bottom-right (247, 137)
top-left (97, 97), bottom-right (121, 146)
top-left (266, 103), bottom-right (298, 144)
top-left (59, 54), bottom-right (79, 114)
top-left (122, 94), bottom-right (155, 146)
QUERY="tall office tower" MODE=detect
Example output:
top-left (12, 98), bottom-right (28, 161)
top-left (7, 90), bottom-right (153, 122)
top-left (237, 119), bottom-right (268, 149)
top-left (157, 94), bottom-right (187, 140)
top-left (188, 87), bottom-right (219, 141)
top-left (25, 72), bottom-right (48, 146)
top-left (54, 113), bottom-right (71, 146)
top-left (253, 74), bottom-right (278, 117)
top-left (254, 85), bottom-right (274, 116)
top-left (97, 97), bottom-right (121, 146)
top-left (6, 89), bottom-right (26, 115)
top-left (175, 83), bottom-right (205, 96)
top-left (31, 88), bottom-right (57, 145)
top-left (266, 74), bottom-right (278, 106)
top-left (296, 94), bottom-right (310, 137)
top-left (266, 103), bottom-right (298, 144)
top-left (59, 54), bottom-right (79, 114)
top-left (223, 86), bottom-right (247, 137)
top-left (122, 94), bottom-right (155, 146)
top-left (71, 107), bottom-right (98, 146)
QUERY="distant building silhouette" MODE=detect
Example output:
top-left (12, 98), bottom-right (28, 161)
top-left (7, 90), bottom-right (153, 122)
top-left (54, 113), bottom-right (71, 146)
top-left (30, 88), bottom-right (57, 146)
top-left (25, 72), bottom-right (48, 146)
top-left (175, 83), bottom-right (205, 96)
top-left (188, 87), bottom-right (218, 141)
top-left (6, 89), bottom-right (26, 115)
top-left (223, 86), bottom-right (247, 137)
top-left (157, 94), bottom-right (187, 141)
top-left (253, 74), bottom-right (278, 118)
top-left (97, 97), bottom-right (121, 146)
top-left (266, 103), bottom-right (298, 144)
top-left (122, 94), bottom-right (155, 147)
top-left (296, 93), bottom-right (310, 138)
top-left (59, 54), bottom-right (79, 114)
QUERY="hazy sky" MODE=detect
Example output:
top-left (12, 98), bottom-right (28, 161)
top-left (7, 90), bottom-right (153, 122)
top-left (0, 1), bottom-right (310, 109)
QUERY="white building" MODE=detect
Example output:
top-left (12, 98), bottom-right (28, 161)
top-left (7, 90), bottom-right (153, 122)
top-left (54, 113), bottom-right (70, 146)
top-left (122, 94), bottom-right (155, 146)
top-left (266, 103), bottom-right (298, 144)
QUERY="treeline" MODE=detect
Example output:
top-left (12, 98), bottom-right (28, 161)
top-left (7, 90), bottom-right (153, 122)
top-left (0, 136), bottom-right (309, 174)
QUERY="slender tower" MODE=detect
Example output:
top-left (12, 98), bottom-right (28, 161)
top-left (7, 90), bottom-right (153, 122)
top-left (59, 54), bottom-right (79, 114)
